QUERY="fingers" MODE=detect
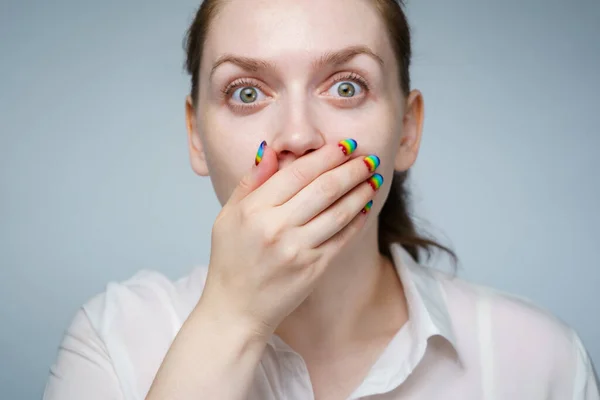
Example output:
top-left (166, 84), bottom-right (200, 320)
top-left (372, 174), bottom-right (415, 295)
top-left (282, 154), bottom-right (382, 226)
top-left (294, 171), bottom-right (382, 249)
top-left (299, 204), bottom-right (370, 280)
top-left (251, 139), bottom-right (358, 207)
top-left (228, 141), bottom-right (279, 205)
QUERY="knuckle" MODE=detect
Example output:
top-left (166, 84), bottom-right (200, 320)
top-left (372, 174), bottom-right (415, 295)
top-left (260, 222), bottom-right (283, 246)
top-left (238, 204), bottom-right (254, 224)
top-left (331, 207), bottom-right (350, 227)
top-left (291, 166), bottom-right (310, 186)
top-left (278, 242), bottom-right (300, 264)
top-left (237, 176), bottom-right (252, 192)
top-left (316, 176), bottom-right (340, 202)
top-left (239, 200), bottom-right (263, 223)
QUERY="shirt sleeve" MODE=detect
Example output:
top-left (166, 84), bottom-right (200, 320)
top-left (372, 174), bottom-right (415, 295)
top-left (572, 330), bottom-right (600, 400)
top-left (43, 307), bottom-right (124, 400)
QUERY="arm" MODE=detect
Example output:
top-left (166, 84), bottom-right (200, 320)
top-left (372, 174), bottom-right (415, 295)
top-left (144, 299), bottom-right (269, 400)
top-left (572, 331), bottom-right (600, 400)
top-left (43, 308), bottom-right (124, 400)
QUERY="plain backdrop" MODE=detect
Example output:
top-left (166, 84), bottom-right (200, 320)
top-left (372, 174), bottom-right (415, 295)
top-left (1, 0), bottom-right (599, 398)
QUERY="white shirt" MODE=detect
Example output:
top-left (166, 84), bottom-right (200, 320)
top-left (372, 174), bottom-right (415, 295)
top-left (44, 243), bottom-right (599, 399)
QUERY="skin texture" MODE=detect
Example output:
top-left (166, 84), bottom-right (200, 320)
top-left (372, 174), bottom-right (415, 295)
top-left (149, 0), bottom-right (426, 399)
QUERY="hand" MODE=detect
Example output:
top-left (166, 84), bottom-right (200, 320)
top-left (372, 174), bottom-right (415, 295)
top-left (198, 139), bottom-right (384, 338)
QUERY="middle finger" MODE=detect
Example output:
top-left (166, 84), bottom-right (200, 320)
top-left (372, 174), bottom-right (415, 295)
top-left (279, 154), bottom-right (382, 227)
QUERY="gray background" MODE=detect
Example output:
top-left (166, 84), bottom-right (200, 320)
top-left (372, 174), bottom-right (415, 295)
top-left (1, 0), bottom-right (599, 398)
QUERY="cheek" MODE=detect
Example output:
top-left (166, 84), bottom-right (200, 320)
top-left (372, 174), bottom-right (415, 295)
top-left (204, 102), bottom-right (270, 156)
top-left (200, 110), bottom-right (259, 204)
top-left (318, 104), bottom-right (401, 160)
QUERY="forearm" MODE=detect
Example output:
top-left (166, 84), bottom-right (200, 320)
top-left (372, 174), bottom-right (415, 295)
top-left (145, 300), bottom-right (268, 400)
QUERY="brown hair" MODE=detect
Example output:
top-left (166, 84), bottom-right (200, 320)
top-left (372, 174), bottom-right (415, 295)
top-left (184, 0), bottom-right (456, 265)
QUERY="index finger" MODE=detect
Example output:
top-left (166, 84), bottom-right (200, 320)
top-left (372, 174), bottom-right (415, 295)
top-left (250, 139), bottom-right (358, 207)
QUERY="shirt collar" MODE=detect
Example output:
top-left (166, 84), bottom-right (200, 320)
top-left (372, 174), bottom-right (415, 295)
top-left (349, 242), bottom-right (462, 398)
top-left (267, 242), bottom-right (463, 396)
top-left (389, 242), bottom-right (459, 353)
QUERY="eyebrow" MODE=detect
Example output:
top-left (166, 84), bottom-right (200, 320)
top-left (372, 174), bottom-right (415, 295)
top-left (209, 45), bottom-right (384, 79)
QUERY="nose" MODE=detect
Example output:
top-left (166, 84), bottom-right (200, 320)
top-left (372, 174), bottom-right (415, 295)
top-left (269, 98), bottom-right (325, 167)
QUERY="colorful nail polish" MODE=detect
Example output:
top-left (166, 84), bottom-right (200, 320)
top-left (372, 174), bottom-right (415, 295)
top-left (255, 140), bottom-right (266, 166)
top-left (363, 155), bottom-right (381, 172)
top-left (368, 173), bottom-right (384, 191)
top-left (361, 200), bottom-right (374, 214)
top-left (338, 139), bottom-right (358, 156)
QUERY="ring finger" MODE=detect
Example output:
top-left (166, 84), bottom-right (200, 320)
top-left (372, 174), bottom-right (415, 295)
top-left (294, 174), bottom-right (383, 249)
top-left (282, 155), bottom-right (382, 227)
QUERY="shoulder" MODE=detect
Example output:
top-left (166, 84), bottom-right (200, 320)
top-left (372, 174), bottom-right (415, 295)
top-left (443, 278), bottom-right (574, 348)
top-left (82, 266), bottom-right (209, 335)
top-left (77, 265), bottom-right (209, 396)
top-left (440, 271), bottom-right (576, 350)
top-left (434, 271), bottom-right (595, 390)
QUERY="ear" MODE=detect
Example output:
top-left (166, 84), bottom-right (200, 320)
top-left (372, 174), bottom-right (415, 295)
top-left (186, 95), bottom-right (210, 176)
top-left (393, 89), bottom-right (424, 172)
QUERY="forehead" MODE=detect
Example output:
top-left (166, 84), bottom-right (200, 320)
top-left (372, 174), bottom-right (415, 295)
top-left (203, 0), bottom-right (392, 66)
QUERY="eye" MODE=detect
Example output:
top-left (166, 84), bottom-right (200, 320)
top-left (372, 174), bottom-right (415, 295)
top-left (221, 79), bottom-right (270, 112)
top-left (328, 80), bottom-right (363, 98)
top-left (231, 85), bottom-right (267, 104)
top-left (324, 72), bottom-right (369, 100)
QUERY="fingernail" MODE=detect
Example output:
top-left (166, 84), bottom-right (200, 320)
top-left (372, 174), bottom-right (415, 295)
top-left (338, 139), bottom-right (358, 156)
top-left (361, 200), bottom-right (374, 214)
top-left (255, 140), bottom-right (266, 166)
top-left (368, 173), bottom-right (384, 191)
top-left (363, 155), bottom-right (381, 172)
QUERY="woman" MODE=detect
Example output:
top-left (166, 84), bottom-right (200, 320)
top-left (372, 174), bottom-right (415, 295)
top-left (44, 0), bottom-right (598, 399)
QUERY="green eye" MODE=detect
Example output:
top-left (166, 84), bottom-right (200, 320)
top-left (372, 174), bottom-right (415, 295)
top-left (239, 87), bottom-right (258, 103)
top-left (337, 82), bottom-right (356, 97)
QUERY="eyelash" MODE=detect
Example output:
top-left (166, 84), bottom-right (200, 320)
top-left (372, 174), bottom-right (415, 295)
top-left (221, 78), bottom-right (266, 97)
top-left (330, 72), bottom-right (370, 92)
top-left (221, 72), bottom-right (369, 112)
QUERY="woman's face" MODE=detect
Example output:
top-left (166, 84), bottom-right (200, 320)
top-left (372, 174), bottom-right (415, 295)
top-left (187, 0), bottom-right (423, 205)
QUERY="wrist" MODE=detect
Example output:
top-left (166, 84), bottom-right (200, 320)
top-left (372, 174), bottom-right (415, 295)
top-left (192, 294), bottom-right (273, 347)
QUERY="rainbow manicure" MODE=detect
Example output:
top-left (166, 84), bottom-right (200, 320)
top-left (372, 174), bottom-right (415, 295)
top-left (368, 173), bottom-right (384, 191)
top-left (338, 139), bottom-right (358, 156)
top-left (361, 200), bottom-right (374, 214)
top-left (363, 155), bottom-right (381, 172)
top-left (255, 140), bottom-right (266, 166)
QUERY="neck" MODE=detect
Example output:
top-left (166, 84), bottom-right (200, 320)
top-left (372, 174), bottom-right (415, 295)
top-left (275, 224), bottom-right (408, 353)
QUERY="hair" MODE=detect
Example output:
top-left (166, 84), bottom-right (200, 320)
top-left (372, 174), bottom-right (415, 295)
top-left (183, 0), bottom-right (457, 265)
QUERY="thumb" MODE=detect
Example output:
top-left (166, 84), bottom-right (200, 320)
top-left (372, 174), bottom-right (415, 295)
top-left (228, 140), bottom-right (278, 205)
